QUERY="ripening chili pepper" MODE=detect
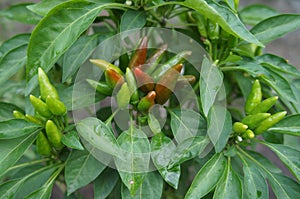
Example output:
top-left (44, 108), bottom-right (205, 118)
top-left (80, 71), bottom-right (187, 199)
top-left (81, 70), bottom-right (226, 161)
top-left (151, 51), bottom-right (191, 81)
top-left (38, 68), bottom-right (60, 101)
top-left (86, 79), bottom-right (113, 96)
top-left (45, 120), bottom-right (64, 149)
top-left (29, 95), bottom-right (52, 118)
top-left (175, 75), bottom-right (196, 89)
top-left (133, 67), bottom-right (154, 93)
top-left (13, 110), bottom-right (25, 119)
top-left (46, 96), bottom-right (67, 116)
top-left (125, 68), bottom-right (139, 104)
top-left (116, 83), bottom-right (131, 109)
top-left (128, 36), bottom-right (148, 69)
top-left (143, 44), bottom-right (168, 74)
top-left (155, 64), bottom-right (183, 104)
top-left (243, 129), bottom-right (255, 139)
top-left (233, 122), bottom-right (248, 134)
top-left (36, 132), bottom-right (52, 156)
top-left (250, 96), bottom-right (278, 115)
top-left (25, 114), bottom-right (44, 125)
top-left (254, 111), bottom-right (287, 135)
top-left (137, 91), bottom-right (156, 113)
top-left (245, 79), bottom-right (262, 115)
top-left (89, 59), bottom-right (123, 75)
top-left (105, 68), bottom-right (125, 88)
top-left (242, 113), bottom-right (271, 129)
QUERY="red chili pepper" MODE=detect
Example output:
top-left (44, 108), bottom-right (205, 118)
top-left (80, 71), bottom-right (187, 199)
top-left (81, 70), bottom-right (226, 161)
top-left (105, 68), bottom-right (125, 88)
top-left (133, 67), bottom-right (154, 93)
top-left (128, 36), bottom-right (148, 69)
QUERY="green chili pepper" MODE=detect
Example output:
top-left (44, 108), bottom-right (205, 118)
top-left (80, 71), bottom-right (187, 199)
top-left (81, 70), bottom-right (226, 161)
top-left (38, 68), bottom-right (60, 101)
top-left (25, 114), bottom-right (44, 125)
top-left (116, 83), bottom-right (131, 109)
top-left (250, 96), bottom-right (278, 115)
top-left (36, 132), bottom-right (52, 156)
top-left (233, 122), bottom-right (248, 134)
top-left (243, 129), bottom-right (255, 139)
top-left (89, 59), bottom-right (123, 75)
top-left (241, 113), bottom-right (271, 129)
top-left (133, 67), bottom-right (154, 93)
top-left (254, 111), bottom-right (287, 135)
top-left (128, 36), bottom-right (148, 69)
top-left (105, 68), bottom-right (125, 88)
top-left (151, 51), bottom-right (191, 81)
top-left (245, 79), bottom-right (262, 115)
top-left (13, 110), bottom-right (25, 119)
top-left (29, 95), bottom-right (52, 118)
top-left (144, 44), bottom-right (168, 74)
top-left (119, 53), bottom-right (129, 73)
top-left (125, 68), bottom-right (139, 104)
top-left (86, 79), bottom-right (113, 96)
top-left (155, 64), bottom-right (183, 104)
top-left (45, 120), bottom-right (64, 149)
top-left (46, 96), bottom-right (67, 116)
top-left (191, 12), bottom-right (207, 38)
top-left (137, 91), bottom-right (156, 113)
top-left (207, 21), bottom-right (219, 40)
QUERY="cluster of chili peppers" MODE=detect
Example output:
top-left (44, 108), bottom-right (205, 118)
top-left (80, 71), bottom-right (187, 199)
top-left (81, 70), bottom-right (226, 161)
top-left (13, 68), bottom-right (67, 156)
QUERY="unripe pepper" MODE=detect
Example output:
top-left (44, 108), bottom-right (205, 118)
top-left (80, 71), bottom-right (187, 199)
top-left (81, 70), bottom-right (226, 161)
top-left (86, 79), bottom-right (113, 96)
top-left (45, 120), bottom-right (63, 149)
top-left (242, 113), bottom-right (271, 129)
top-left (245, 79), bottom-right (262, 114)
top-left (29, 95), bottom-right (52, 118)
top-left (46, 96), bottom-right (67, 116)
top-left (133, 67), bottom-right (154, 93)
top-left (254, 111), bottom-right (287, 135)
top-left (243, 129), bottom-right (255, 139)
top-left (105, 68), bottom-right (125, 88)
top-left (137, 91), bottom-right (156, 113)
top-left (151, 51), bottom-right (191, 81)
top-left (191, 12), bottom-right (207, 38)
top-left (116, 83), bottom-right (130, 109)
top-left (125, 68), bottom-right (139, 104)
top-left (144, 44), bottom-right (168, 74)
top-left (250, 96), bottom-right (278, 114)
top-left (38, 67), bottom-right (59, 101)
top-left (36, 132), bottom-right (52, 156)
top-left (25, 114), bottom-right (44, 125)
top-left (233, 122), bottom-right (248, 134)
top-left (128, 36), bottom-right (148, 69)
top-left (13, 110), bottom-right (25, 119)
top-left (155, 64), bottom-right (183, 104)
top-left (89, 59), bottom-right (123, 75)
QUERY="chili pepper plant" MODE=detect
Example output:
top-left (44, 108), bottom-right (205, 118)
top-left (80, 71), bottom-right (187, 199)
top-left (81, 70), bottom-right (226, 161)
top-left (0, 0), bottom-right (300, 198)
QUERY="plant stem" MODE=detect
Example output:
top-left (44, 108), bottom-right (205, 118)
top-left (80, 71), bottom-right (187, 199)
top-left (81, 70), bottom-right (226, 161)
top-left (7, 158), bottom-right (50, 171)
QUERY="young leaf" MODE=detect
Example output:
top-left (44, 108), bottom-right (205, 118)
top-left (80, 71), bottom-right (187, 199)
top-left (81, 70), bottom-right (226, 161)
top-left (150, 133), bottom-right (180, 189)
top-left (94, 168), bottom-right (119, 199)
top-left (251, 14), bottom-right (300, 44)
top-left (121, 172), bottom-right (163, 199)
top-left (169, 109), bottom-right (206, 144)
top-left (65, 150), bottom-right (106, 195)
top-left (207, 105), bottom-right (232, 153)
top-left (185, 153), bottom-right (227, 199)
top-left (120, 10), bottom-right (147, 33)
top-left (0, 133), bottom-right (37, 178)
top-left (200, 56), bottom-right (224, 117)
top-left (61, 130), bottom-right (84, 150)
top-left (267, 114), bottom-right (300, 136)
top-left (148, 113), bottom-right (161, 135)
top-left (0, 119), bottom-right (41, 139)
top-left (0, 102), bottom-right (23, 122)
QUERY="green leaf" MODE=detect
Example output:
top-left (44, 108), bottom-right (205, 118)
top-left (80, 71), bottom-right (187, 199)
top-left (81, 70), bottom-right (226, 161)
top-left (169, 109), bottom-right (206, 144)
top-left (94, 168), bottom-right (119, 199)
top-left (0, 44), bottom-right (27, 86)
top-left (213, 159), bottom-right (243, 199)
top-left (115, 127), bottom-right (150, 196)
top-left (251, 14), bottom-right (300, 44)
top-left (185, 153), bottom-right (227, 199)
top-left (267, 114), bottom-right (300, 136)
top-left (0, 3), bottom-right (41, 24)
top-left (207, 105), bottom-right (232, 153)
top-left (65, 150), bottom-right (106, 195)
top-left (0, 102), bottom-right (23, 122)
top-left (24, 182), bottom-right (54, 199)
top-left (200, 56), bottom-right (224, 117)
top-left (0, 119), bottom-right (41, 139)
top-left (150, 133), bottom-right (180, 189)
top-left (76, 117), bottom-right (118, 156)
top-left (0, 33), bottom-right (30, 60)
top-left (0, 133), bottom-right (37, 178)
top-left (121, 172), bottom-right (163, 199)
top-left (26, 0), bottom-right (66, 16)
top-left (120, 10), bottom-right (147, 33)
top-left (261, 142), bottom-right (300, 181)
top-left (148, 113), bottom-right (162, 135)
top-left (182, 0), bottom-right (263, 46)
top-left (169, 136), bottom-right (210, 168)
top-left (61, 130), bottom-right (84, 150)
top-left (239, 4), bottom-right (278, 26)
